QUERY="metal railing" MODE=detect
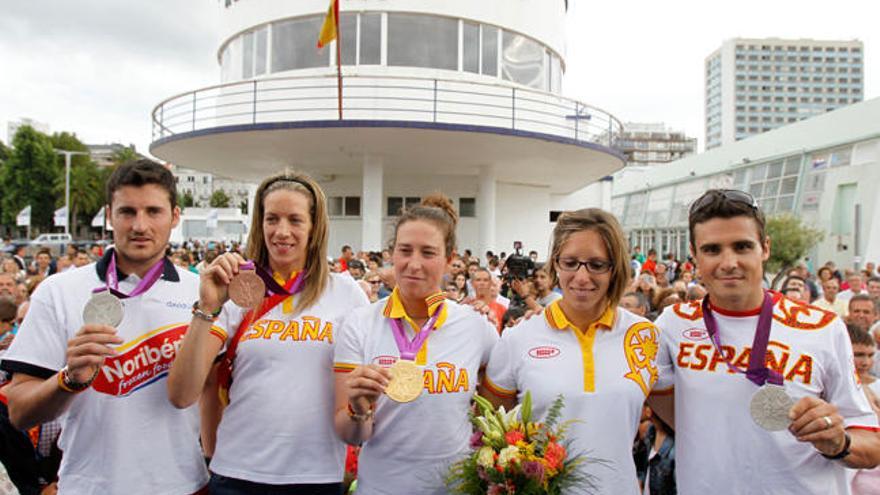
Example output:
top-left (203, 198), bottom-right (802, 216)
top-left (151, 74), bottom-right (623, 149)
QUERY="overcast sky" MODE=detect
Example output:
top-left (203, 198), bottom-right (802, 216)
top-left (1, 0), bottom-right (877, 156)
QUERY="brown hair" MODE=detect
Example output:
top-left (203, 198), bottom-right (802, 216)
top-left (548, 208), bottom-right (630, 308)
top-left (848, 325), bottom-right (875, 348)
top-left (391, 193), bottom-right (458, 257)
top-left (106, 158), bottom-right (177, 208)
top-left (688, 189), bottom-right (766, 248)
top-left (245, 172), bottom-right (329, 313)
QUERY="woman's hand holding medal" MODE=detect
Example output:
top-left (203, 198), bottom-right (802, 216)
top-left (198, 252), bottom-right (249, 313)
top-left (345, 365), bottom-right (391, 415)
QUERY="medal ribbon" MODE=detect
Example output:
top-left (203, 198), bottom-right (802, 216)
top-left (702, 291), bottom-right (783, 386)
top-left (96, 250), bottom-right (165, 298)
top-left (239, 261), bottom-right (305, 297)
top-left (389, 303), bottom-right (445, 361)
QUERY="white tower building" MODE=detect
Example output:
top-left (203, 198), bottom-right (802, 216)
top-left (150, 0), bottom-right (623, 258)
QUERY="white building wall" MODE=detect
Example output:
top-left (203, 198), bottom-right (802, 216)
top-left (719, 41), bottom-right (737, 148)
top-left (495, 182), bottom-right (551, 259)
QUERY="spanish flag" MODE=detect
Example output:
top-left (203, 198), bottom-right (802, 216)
top-left (317, 0), bottom-right (339, 49)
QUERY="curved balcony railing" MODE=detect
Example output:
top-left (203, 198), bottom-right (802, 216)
top-left (151, 74), bottom-right (623, 149)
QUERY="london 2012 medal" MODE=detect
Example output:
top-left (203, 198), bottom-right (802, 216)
top-left (82, 291), bottom-right (124, 327)
top-left (229, 270), bottom-right (266, 309)
top-left (385, 359), bottom-right (424, 403)
top-left (750, 385), bottom-right (795, 431)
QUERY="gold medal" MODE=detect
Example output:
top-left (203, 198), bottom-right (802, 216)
top-left (385, 359), bottom-right (424, 403)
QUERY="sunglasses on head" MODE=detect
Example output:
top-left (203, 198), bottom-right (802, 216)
top-left (689, 189), bottom-right (758, 216)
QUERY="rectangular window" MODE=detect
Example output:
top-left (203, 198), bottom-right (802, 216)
top-left (360, 13), bottom-right (381, 65)
top-left (462, 22), bottom-right (479, 73)
top-left (255, 27), bottom-right (268, 75)
top-left (328, 197), bottom-right (344, 216)
top-left (481, 25), bottom-right (498, 76)
top-left (340, 13), bottom-right (357, 65)
top-left (344, 196), bottom-right (361, 216)
top-left (388, 14), bottom-right (457, 70)
top-left (387, 197), bottom-right (403, 217)
top-left (272, 16), bottom-right (328, 71)
top-left (501, 31), bottom-right (545, 89)
top-left (459, 198), bottom-right (476, 217)
top-left (242, 32), bottom-right (254, 79)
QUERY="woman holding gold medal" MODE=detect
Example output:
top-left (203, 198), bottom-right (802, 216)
top-left (168, 172), bottom-right (369, 494)
top-left (333, 194), bottom-right (498, 495)
top-left (483, 209), bottom-right (662, 494)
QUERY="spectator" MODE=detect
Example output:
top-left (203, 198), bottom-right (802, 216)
top-left (814, 277), bottom-right (848, 318)
top-left (471, 268), bottom-right (506, 332)
top-left (848, 294), bottom-right (879, 333)
top-left (0, 273), bottom-right (15, 301)
top-left (0, 298), bottom-right (16, 355)
top-left (501, 305), bottom-right (526, 330)
top-left (849, 326), bottom-right (880, 494)
top-left (348, 259), bottom-right (366, 280)
top-left (642, 248), bottom-right (658, 274)
top-left (453, 273), bottom-right (468, 300)
top-left (32, 249), bottom-right (55, 278)
top-left (781, 275), bottom-right (810, 304)
top-left (654, 263), bottom-right (670, 289)
top-left (11, 246), bottom-right (26, 272)
top-left (339, 245), bottom-right (353, 272)
top-left (867, 277), bottom-right (880, 302)
top-left (73, 250), bottom-right (91, 268)
top-left (685, 284), bottom-right (707, 302)
top-left (840, 271), bottom-right (866, 301)
top-left (620, 291), bottom-right (649, 318)
top-left (362, 271), bottom-right (383, 303)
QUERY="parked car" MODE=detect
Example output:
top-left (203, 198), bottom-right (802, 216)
top-left (29, 233), bottom-right (74, 257)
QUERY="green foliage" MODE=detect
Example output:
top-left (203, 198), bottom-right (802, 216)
top-left (179, 191), bottom-right (195, 208)
top-left (209, 189), bottom-right (231, 208)
top-left (50, 132), bottom-right (109, 234)
top-left (110, 146), bottom-right (138, 166)
top-left (765, 214), bottom-right (824, 275)
top-left (0, 126), bottom-right (60, 230)
top-left (0, 139), bottom-right (8, 163)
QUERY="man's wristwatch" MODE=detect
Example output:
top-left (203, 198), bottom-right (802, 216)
top-left (57, 365), bottom-right (98, 393)
top-left (821, 432), bottom-right (852, 460)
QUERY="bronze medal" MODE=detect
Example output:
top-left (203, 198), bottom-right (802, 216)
top-left (228, 270), bottom-right (266, 309)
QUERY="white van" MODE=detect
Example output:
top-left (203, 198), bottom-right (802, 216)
top-left (29, 233), bottom-right (74, 257)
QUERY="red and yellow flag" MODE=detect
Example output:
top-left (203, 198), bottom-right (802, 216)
top-left (317, 0), bottom-right (339, 48)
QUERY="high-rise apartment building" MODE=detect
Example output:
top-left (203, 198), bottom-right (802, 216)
top-left (705, 38), bottom-right (863, 150)
top-left (617, 123), bottom-right (696, 166)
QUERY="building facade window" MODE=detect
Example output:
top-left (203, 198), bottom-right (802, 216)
top-left (328, 196), bottom-right (362, 217)
top-left (459, 198), bottom-right (476, 217)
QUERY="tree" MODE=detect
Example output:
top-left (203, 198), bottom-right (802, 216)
top-left (110, 146), bottom-right (138, 166)
top-left (50, 132), bottom-right (108, 235)
top-left (0, 139), bottom-right (8, 163)
top-left (0, 126), bottom-right (60, 231)
top-left (209, 189), bottom-right (231, 208)
top-left (766, 213), bottom-right (825, 286)
top-left (178, 191), bottom-right (195, 208)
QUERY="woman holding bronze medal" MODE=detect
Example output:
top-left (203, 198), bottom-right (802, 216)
top-left (483, 209), bottom-right (662, 494)
top-left (168, 172), bottom-right (369, 494)
top-left (333, 194), bottom-right (498, 495)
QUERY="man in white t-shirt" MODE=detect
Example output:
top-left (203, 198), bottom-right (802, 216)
top-left (0, 160), bottom-right (209, 494)
top-left (653, 189), bottom-right (880, 495)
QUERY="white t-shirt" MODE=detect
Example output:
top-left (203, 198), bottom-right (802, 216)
top-left (0, 253), bottom-right (209, 495)
top-left (333, 297), bottom-right (498, 495)
top-left (655, 294), bottom-right (879, 495)
top-left (486, 301), bottom-right (660, 495)
top-left (210, 273), bottom-right (368, 484)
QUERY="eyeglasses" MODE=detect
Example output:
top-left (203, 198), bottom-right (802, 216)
top-left (556, 257), bottom-right (613, 274)
top-left (689, 189), bottom-right (758, 216)
top-left (367, 280), bottom-right (382, 285)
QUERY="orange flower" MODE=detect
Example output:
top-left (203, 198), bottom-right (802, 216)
top-left (505, 430), bottom-right (525, 445)
top-left (543, 442), bottom-right (566, 471)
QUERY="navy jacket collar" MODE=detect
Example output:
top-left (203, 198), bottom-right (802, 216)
top-left (95, 247), bottom-right (179, 283)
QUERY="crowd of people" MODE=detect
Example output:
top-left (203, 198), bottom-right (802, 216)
top-left (0, 159), bottom-right (879, 494)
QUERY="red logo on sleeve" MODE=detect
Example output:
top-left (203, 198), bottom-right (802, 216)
top-left (91, 325), bottom-right (188, 397)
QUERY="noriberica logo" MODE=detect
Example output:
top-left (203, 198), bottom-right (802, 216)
top-left (91, 324), bottom-right (187, 397)
top-left (528, 346), bottom-right (561, 359)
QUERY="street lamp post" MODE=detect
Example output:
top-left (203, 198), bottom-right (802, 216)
top-left (55, 149), bottom-right (90, 235)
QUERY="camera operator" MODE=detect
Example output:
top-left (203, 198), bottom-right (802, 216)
top-left (500, 242), bottom-right (535, 309)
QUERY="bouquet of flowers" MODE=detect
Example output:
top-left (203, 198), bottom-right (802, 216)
top-left (446, 392), bottom-right (590, 495)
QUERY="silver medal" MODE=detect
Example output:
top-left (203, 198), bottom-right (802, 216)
top-left (82, 291), bottom-right (124, 327)
top-left (750, 385), bottom-right (794, 431)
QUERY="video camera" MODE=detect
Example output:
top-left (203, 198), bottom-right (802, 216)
top-left (504, 241), bottom-right (535, 282)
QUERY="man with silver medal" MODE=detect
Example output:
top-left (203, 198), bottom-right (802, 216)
top-left (651, 189), bottom-right (880, 495)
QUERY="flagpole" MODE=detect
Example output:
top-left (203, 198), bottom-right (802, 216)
top-left (334, 0), bottom-right (342, 120)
